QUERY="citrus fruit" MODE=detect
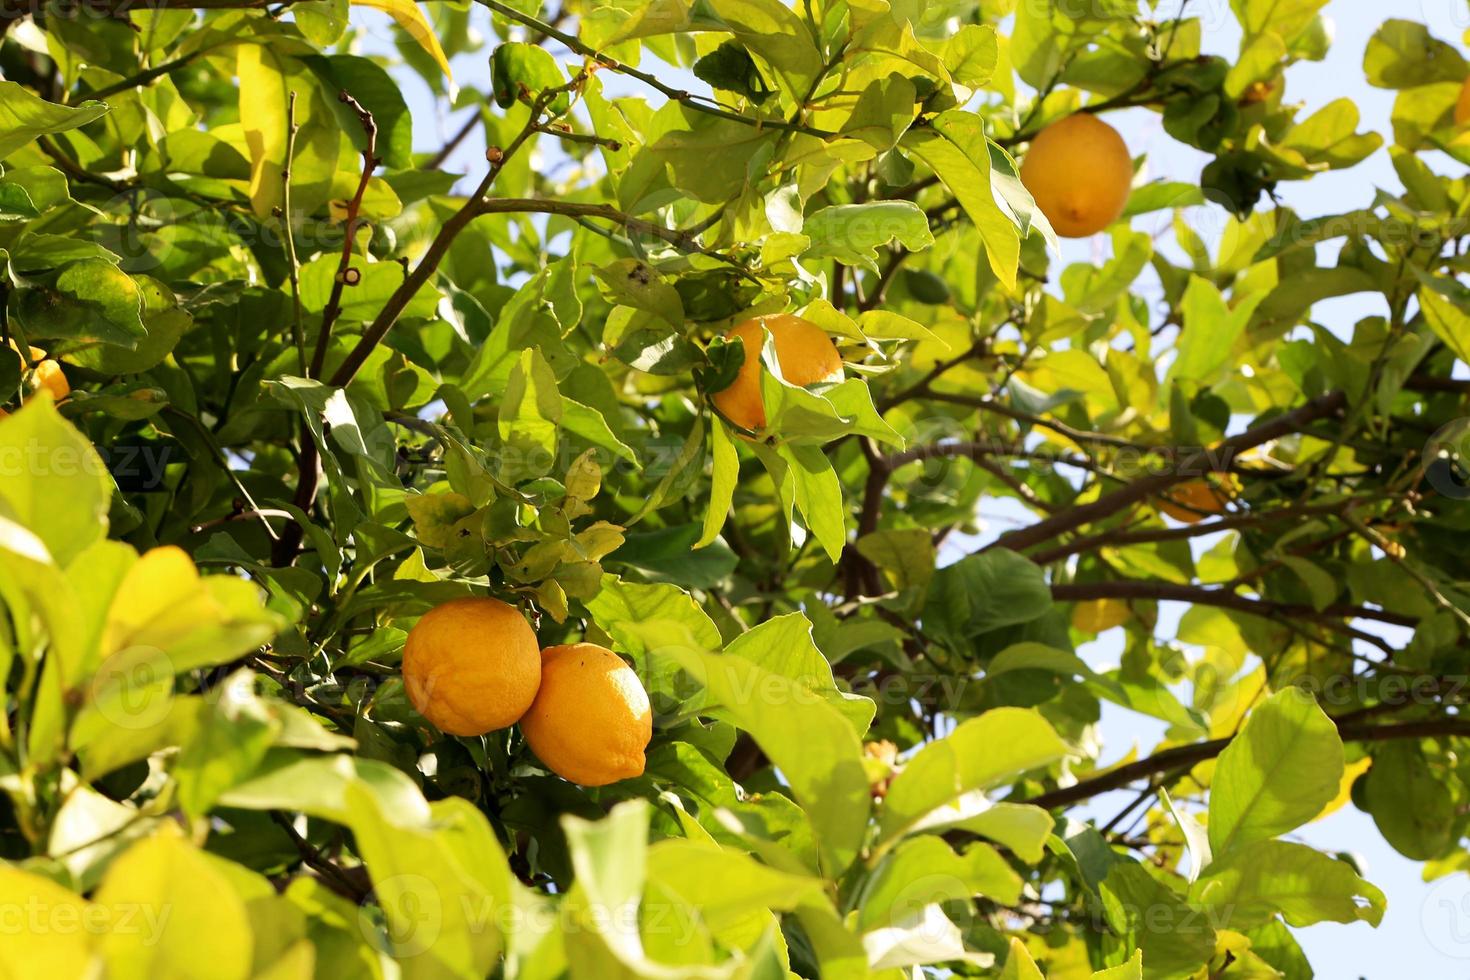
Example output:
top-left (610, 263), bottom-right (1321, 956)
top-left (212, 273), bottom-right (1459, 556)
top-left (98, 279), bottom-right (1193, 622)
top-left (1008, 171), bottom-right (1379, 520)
top-left (32, 359), bottom-right (69, 401)
top-left (1019, 114), bottom-right (1134, 238)
top-left (402, 596), bottom-right (541, 736)
top-left (710, 313), bottom-right (843, 431)
top-left (7, 342), bottom-right (68, 401)
top-left (1456, 77), bottom-right (1470, 127)
top-left (1156, 477), bottom-right (1235, 524)
top-left (519, 642), bottom-right (652, 786)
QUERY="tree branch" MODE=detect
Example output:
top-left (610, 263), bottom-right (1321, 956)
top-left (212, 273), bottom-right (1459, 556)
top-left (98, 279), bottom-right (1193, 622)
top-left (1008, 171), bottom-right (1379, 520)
top-left (1018, 717), bottom-right (1470, 811)
top-left (987, 391), bottom-right (1347, 554)
top-left (469, 0), bottom-right (835, 138)
top-left (1049, 580), bottom-right (1418, 630)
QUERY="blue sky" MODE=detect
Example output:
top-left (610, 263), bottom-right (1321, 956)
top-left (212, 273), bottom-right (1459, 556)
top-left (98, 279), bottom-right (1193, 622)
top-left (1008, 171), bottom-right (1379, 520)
top-left (349, 2), bottom-right (1467, 974)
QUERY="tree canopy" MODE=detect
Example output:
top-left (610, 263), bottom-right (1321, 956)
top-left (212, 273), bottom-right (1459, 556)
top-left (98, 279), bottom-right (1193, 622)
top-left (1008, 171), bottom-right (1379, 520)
top-left (1, 0), bottom-right (1469, 977)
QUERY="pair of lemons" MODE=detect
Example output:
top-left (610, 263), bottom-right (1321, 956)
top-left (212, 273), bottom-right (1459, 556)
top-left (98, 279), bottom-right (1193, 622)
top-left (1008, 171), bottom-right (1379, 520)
top-left (402, 597), bottom-right (652, 787)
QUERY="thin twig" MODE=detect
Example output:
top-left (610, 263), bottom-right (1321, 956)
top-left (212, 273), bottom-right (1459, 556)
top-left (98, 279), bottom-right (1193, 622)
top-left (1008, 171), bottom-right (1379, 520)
top-left (281, 91), bottom-right (306, 376)
top-left (310, 90), bottom-right (378, 380)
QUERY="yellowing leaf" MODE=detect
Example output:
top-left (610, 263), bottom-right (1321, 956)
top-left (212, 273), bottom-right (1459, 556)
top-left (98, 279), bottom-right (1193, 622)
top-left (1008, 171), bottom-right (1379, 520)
top-left (1072, 598), bottom-right (1131, 633)
top-left (350, 0), bottom-right (453, 81)
top-left (238, 44), bottom-right (287, 221)
top-left (95, 832), bottom-right (253, 980)
top-left (999, 937), bottom-right (1043, 980)
top-left (101, 546), bottom-right (217, 656)
top-left (1315, 756), bottom-right (1372, 822)
top-left (0, 867), bottom-right (97, 977)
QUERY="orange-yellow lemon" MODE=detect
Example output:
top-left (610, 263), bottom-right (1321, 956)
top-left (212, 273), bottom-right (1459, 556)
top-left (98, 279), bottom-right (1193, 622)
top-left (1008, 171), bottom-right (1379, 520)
top-left (7, 342), bottom-right (68, 401)
top-left (1455, 77), bottom-right (1470, 127)
top-left (519, 643), bottom-right (652, 786)
top-left (402, 596), bottom-right (541, 736)
top-left (1019, 114), bottom-right (1134, 238)
top-left (1156, 477), bottom-right (1235, 524)
top-left (710, 313), bottom-right (843, 431)
top-left (32, 359), bottom-right (69, 401)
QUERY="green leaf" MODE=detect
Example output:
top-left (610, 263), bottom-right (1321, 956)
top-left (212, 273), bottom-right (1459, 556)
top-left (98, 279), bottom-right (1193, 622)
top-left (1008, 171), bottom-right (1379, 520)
top-left (692, 41), bottom-right (774, 104)
top-left (778, 442), bottom-right (846, 563)
top-left (696, 414), bottom-right (739, 549)
top-left (945, 24), bottom-right (1000, 87)
top-left (905, 121), bottom-right (1019, 291)
top-left (644, 837), bottom-right (827, 929)
top-left (839, 77), bottom-right (918, 152)
top-left (1161, 786), bottom-right (1212, 882)
top-left (0, 397), bottom-right (111, 567)
top-left (1418, 283), bottom-right (1470, 364)
top-left (1191, 839), bottom-right (1386, 928)
top-left (95, 833), bottom-right (253, 980)
top-left (859, 836), bottom-right (1022, 930)
top-left (1168, 275), bottom-right (1266, 383)
top-left (923, 550), bottom-right (1052, 646)
top-left (0, 865), bottom-right (96, 975)
top-left (12, 259), bottom-right (147, 348)
top-left (877, 708), bottom-right (1068, 847)
top-left (217, 752), bottom-right (430, 825)
top-left (999, 938), bottom-right (1044, 980)
top-left (238, 46), bottom-right (339, 220)
top-left (1208, 687), bottom-right (1343, 855)
top-left (0, 82), bottom-right (108, 162)
top-left (173, 671), bottom-right (279, 817)
top-left (1364, 19), bottom-right (1466, 89)
top-left (1099, 862), bottom-right (1215, 980)
top-left (346, 786), bottom-right (509, 978)
top-left (803, 201), bottom-right (934, 273)
top-left (595, 259), bottom-right (685, 331)
top-left (498, 347), bottom-right (563, 483)
top-left (299, 255), bottom-right (439, 322)
top-left (611, 524), bottom-right (737, 588)
top-left (725, 612), bottom-right (875, 737)
top-left (855, 528), bottom-right (936, 595)
top-left (491, 41), bottom-right (570, 113)
top-left (646, 637), bottom-right (872, 874)
top-left (307, 54), bottom-right (415, 169)
top-left (1364, 740), bottom-right (1456, 860)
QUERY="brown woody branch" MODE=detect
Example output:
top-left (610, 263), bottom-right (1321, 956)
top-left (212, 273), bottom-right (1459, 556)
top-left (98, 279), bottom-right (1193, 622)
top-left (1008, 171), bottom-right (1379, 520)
top-left (1049, 580), bottom-right (1418, 630)
top-left (1018, 717), bottom-right (1470, 811)
top-left (987, 391), bottom-right (1347, 554)
top-left (1026, 501), bottom-right (1373, 565)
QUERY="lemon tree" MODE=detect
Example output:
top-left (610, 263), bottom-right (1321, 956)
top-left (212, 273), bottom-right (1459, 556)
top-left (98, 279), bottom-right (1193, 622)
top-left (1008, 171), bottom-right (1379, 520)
top-left (1, 1), bottom-right (1469, 977)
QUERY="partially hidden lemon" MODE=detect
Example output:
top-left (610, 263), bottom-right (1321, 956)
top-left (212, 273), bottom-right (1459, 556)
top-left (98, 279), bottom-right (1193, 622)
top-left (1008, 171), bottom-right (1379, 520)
top-left (402, 596), bottom-right (541, 736)
top-left (1156, 477), bottom-right (1236, 524)
top-left (710, 313), bottom-right (843, 432)
top-left (7, 342), bottom-right (68, 401)
top-left (519, 643), bottom-right (652, 786)
top-left (1456, 77), bottom-right (1470, 127)
top-left (1019, 114), bottom-right (1134, 238)
top-left (32, 359), bottom-right (69, 401)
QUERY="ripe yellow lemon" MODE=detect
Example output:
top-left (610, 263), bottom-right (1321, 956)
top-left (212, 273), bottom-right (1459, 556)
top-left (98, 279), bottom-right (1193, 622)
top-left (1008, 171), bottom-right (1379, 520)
top-left (1455, 77), bottom-right (1470, 127)
top-left (710, 313), bottom-right (843, 431)
top-left (519, 643), bottom-right (652, 786)
top-left (1019, 114), bottom-right (1134, 238)
top-left (7, 342), bottom-right (68, 401)
top-left (1156, 477), bottom-right (1235, 524)
top-left (402, 596), bottom-right (541, 736)
top-left (32, 359), bottom-right (69, 401)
